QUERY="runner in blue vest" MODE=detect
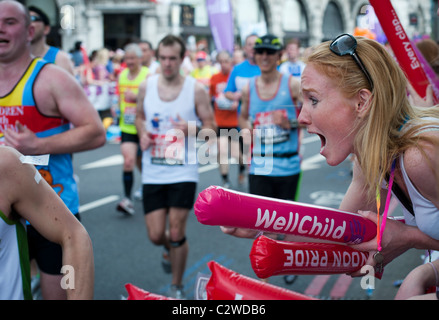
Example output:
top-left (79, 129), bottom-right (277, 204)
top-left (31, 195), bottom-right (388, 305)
top-left (29, 5), bottom-right (74, 75)
top-left (239, 34), bottom-right (303, 201)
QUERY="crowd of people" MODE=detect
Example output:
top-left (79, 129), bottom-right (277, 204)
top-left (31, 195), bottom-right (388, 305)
top-left (1, 0), bottom-right (439, 301)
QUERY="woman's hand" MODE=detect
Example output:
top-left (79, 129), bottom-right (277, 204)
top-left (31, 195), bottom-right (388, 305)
top-left (220, 226), bottom-right (260, 239)
top-left (348, 210), bottom-right (411, 277)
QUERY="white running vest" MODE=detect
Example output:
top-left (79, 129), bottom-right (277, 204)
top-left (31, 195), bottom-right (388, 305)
top-left (398, 118), bottom-right (439, 240)
top-left (141, 75), bottom-right (200, 184)
top-left (0, 212), bottom-right (31, 300)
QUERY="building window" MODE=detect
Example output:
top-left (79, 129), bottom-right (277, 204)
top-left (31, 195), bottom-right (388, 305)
top-left (235, 0), bottom-right (268, 41)
top-left (282, 0), bottom-right (307, 32)
top-left (322, 1), bottom-right (344, 41)
top-left (104, 14), bottom-right (140, 50)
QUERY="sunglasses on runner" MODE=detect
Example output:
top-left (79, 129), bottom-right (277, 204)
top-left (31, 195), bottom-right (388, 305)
top-left (330, 33), bottom-right (374, 89)
top-left (254, 48), bottom-right (278, 55)
top-left (30, 15), bottom-right (44, 22)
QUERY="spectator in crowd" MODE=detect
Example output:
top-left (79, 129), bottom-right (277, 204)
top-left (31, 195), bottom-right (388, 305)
top-left (223, 34), bottom-right (439, 286)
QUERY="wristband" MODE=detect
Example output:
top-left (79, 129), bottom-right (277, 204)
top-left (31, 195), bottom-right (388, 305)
top-left (427, 262), bottom-right (439, 287)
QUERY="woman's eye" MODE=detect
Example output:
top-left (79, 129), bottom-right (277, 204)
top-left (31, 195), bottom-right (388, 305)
top-left (310, 97), bottom-right (318, 105)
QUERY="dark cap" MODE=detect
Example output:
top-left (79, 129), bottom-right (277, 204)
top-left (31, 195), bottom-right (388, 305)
top-left (28, 6), bottom-right (50, 26)
top-left (254, 34), bottom-right (283, 51)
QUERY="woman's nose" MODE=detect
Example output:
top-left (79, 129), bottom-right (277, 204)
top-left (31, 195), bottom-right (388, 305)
top-left (297, 105), bottom-right (310, 126)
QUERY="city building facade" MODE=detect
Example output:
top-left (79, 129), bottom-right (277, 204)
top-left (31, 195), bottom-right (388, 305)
top-left (23, 0), bottom-right (437, 54)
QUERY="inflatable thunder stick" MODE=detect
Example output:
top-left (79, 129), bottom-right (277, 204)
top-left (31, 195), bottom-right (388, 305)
top-left (369, 0), bottom-right (438, 103)
top-left (194, 186), bottom-right (376, 244)
top-left (206, 261), bottom-right (315, 300)
top-left (125, 284), bottom-right (176, 300)
top-left (250, 236), bottom-right (369, 279)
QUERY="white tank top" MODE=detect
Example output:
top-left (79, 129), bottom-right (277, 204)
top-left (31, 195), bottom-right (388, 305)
top-left (141, 74), bottom-right (199, 184)
top-left (0, 212), bottom-right (30, 299)
top-left (398, 118), bottom-right (439, 240)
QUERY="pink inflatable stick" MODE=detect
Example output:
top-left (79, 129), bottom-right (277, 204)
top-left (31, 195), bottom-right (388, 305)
top-left (206, 261), bottom-right (316, 300)
top-left (194, 186), bottom-right (376, 244)
top-left (250, 236), bottom-right (369, 278)
top-left (125, 284), bottom-right (176, 300)
top-left (369, 0), bottom-right (438, 103)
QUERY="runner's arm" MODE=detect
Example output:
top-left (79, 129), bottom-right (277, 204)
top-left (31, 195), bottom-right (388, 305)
top-left (195, 82), bottom-right (216, 132)
top-left (6, 64), bottom-right (106, 155)
top-left (289, 75), bottom-right (302, 107)
top-left (135, 80), bottom-right (152, 151)
top-left (2, 147), bottom-right (94, 299)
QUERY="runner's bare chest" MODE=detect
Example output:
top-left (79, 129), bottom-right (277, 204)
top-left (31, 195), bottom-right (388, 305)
top-left (255, 75), bottom-right (282, 100)
top-left (0, 71), bottom-right (21, 97)
top-left (157, 78), bottom-right (185, 102)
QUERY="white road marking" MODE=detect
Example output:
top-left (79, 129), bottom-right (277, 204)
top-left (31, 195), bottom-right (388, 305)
top-left (80, 154), bottom-right (123, 170)
top-left (80, 195), bottom-right (120, 213)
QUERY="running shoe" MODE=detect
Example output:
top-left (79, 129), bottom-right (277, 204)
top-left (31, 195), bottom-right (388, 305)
top-left (169, 285), bottom-right (185, 299)
top-left (161, 248), bottom-right (172, 274)
top-left (133, 187), bottom-right (143, 201)
top-left (283, 275), bottom-right (297, 285)
top-left (116, 197), bottom-right (135, 215)
top-left (222, 180), bottom-right (231, 189)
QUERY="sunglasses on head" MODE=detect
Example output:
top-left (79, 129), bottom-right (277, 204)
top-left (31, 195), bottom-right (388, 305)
top-left (330, 33), bottom-right (374, 89)
top-left (30, 15), bottom-right (44, 22)
top-left (254, 48), bottom-right (277, 55)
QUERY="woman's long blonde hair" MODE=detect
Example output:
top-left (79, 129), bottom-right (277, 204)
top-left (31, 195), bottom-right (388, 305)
top-left (305, 36), bottom-right (439, 201)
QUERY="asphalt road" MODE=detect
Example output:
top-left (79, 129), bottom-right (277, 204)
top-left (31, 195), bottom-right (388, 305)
top-left (68, 130), bottom-right (425, 300)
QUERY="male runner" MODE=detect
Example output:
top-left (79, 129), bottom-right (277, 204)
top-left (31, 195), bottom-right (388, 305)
top-left (28, 5), bottom-right (74, 74)
top-left (209, 50), bottom-right (239, 188)
top-left (239, 34), bottom-right (302, 201)
top-left (116, 43), bottom-right (149, 215)
top-left (136, 34), bottom-right (215, 299)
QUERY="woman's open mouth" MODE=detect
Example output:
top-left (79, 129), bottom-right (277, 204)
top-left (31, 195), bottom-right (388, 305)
top-left (317, 133), bottom-right (326, 154)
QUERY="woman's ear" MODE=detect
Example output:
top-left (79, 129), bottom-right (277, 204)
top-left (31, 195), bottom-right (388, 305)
top-left (356, 89), bottom-right (372, 118)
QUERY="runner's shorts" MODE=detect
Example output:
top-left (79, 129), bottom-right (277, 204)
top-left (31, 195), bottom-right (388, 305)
top-left (142, 182), bottom-right (197, 214)
top-left (249, 173), bottom-right (301, 201)
top-left (121, 132), bottom-right (140, 144)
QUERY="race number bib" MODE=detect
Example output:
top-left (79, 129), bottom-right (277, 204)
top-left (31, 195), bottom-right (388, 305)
top-left (150, 134), bottom-right (184, 166)
top-left (123, 104), bottom-right (137, 125)
top-left (253, 110), bottom-right (289, 144)
top-left (215, 94), bottom-right (234, 110)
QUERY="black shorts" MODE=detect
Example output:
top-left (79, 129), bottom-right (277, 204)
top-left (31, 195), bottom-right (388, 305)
top-left (27, 213), bottom-right (81, 275)
top-left (249, 173), bottom-right (301, 201)
top-left (121, 132), bottom-right (141, 156)
top-left (121, 132), bottom-right (139, 144)
top-left (142, 182), bottom-right (197, 214)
